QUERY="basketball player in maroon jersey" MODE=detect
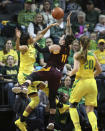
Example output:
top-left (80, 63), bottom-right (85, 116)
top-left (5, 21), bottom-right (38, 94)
top-left (13, 13), bottom-right (74, 130)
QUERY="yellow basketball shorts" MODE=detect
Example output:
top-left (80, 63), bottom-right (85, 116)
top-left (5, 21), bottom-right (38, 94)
top-left (18, 72), bottom-right (39, 95)
top-left (18, 71), bottom-right (30, 84)
top-left (69, 78), bottom-right (97, 107)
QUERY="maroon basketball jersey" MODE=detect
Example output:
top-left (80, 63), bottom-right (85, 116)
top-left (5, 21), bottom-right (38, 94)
top-left (47, 45), bottom-right (70, 71)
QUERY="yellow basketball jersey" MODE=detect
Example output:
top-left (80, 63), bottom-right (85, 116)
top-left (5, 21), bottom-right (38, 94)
top-left (76, 51), bottom-right (96, 79)
top-left (19, 45), bottom-right (36, 74)
top-left (0, 49), bottom-right (18, 63)
top-left (94, 49), bottom-right (105, 64)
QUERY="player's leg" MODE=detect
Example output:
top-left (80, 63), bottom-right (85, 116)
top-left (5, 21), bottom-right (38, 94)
top-left (47, 77), bottom-right (61, 130)
top-left (14, 70), bottom-right (50, 131)
top-left (47, 87), bottom-right (56, 130)
top-left (12, 71), bottom-right (41, 93)
top-left (86, 106), bottom-right (98, 131)
top-left (69, 103), bottom-right (81, 131)
top-left (69, 79), bottom-right (86, 131)
top-left (85, 79), bottom-right (98, 131)
top-left (15, 92), bottom-right (39, 131)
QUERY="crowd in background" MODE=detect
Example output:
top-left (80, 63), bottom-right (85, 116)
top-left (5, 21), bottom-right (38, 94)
top-left (0, 0), bottom-right (105, 131)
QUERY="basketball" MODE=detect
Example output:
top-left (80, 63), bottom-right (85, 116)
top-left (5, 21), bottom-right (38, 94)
top-left (52, 7), bottom-right (64, 20)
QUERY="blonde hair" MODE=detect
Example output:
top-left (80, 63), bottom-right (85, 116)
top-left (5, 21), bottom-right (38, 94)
top-left (34, 13), bottom-right (45, 24)
top-left (72, 39), bottom-right (79, 45)
top-left (77, 11), bottom-right (86, 18)
top-left (99, 14), bottom-right (105, 22)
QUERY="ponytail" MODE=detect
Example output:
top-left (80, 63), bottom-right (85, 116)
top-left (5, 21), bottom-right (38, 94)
top-left (77, 36), bottom-right (90, 63)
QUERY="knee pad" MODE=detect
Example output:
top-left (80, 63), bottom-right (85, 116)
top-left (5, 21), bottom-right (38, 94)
top-left (29, 95), bottom-right (39, 109)
top-left (70, 102), bottom-right (78, 108)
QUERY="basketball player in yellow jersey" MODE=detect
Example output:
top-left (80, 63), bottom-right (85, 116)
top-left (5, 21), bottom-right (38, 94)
top-left (67, 36), bottom-right (102, 131)
top-left (13, 23), bottom-right (59, 131)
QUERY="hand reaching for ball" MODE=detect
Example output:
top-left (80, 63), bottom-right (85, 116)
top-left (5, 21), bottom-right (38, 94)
top-left (51, 23), bottom-right (59, 27)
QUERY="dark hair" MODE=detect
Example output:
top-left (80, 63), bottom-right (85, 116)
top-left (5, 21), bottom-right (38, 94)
top-left (3, 39), bottom-right (12, 54)
top-left (65, 34), bottom-right (75, 47)
top-left (20, 32), bottom-right (30, 45)
top-left (78, 36), bottom-right (90, 63)
top-left (43, 0), bottom-right (51, 12)
top-left (7, 55), bottom-right (14, 60)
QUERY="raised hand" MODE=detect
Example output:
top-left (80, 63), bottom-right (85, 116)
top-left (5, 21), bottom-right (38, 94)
top-left (67, 12), bottom-right (72, 25)
top-left (15, 28), bottom-right (21, 39)
top-left (51, 23), bottom-right (59, 27)
top-left (66, 12), bottom-right (73, 35)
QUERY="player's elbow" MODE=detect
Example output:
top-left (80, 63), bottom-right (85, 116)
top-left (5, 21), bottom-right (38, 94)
top-left (73, 68), bottom-right (78, 74)
top-left (16, 46), bottom-right (19, 51)
top-left (75, 68), bottom-right (79, 73)
top-left (40, 33), bottom-right (44, 38)
top-left (96, 66), bottom-right (102, 75)
top-left (99, 67), bottom-right (102, 74)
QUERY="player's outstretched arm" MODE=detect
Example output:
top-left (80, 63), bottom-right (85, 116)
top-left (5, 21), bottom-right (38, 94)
top-left (66, 12), bottom-right (73, 35)
top-left (33, 23), bottom-right (59, 43)
top-left (34, 43), bottom-right (50, 53)
top-left (34, 43), bottom-right (61, 54)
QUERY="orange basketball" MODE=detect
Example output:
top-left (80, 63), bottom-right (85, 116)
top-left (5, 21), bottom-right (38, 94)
top-left (52, 7), bottom-right (64, 20)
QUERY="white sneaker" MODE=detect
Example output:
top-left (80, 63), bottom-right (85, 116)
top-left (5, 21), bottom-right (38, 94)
top-left (22, 87), bottom-right (28, 94)
top-left (12, 87), bottom-right (21, 94)
top-left (46, 123), bottom-right (54, 130)
top-left (12, 87), bottom-right (28, 94)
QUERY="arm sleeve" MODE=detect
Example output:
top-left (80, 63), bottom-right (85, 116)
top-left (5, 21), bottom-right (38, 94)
top-left (34, 43), bottom-right (50, 53)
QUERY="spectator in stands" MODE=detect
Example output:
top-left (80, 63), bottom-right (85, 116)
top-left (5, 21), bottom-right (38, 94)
top-left (17, 0), bottom-right (36, 29)
top-left (94, 15), bottom-right (105, 36)
top-left (0, 0), bottom-right (24, 14)
top-left (55, 93), bottom-right (74, 131)
top-left (50, 18), bottom-right (66, 44)
top-left (58, 75), bottom-right (72, 97)
top-left (39, 37), bottom-right (54, 67)
top-left (94, 39), bottom-right (105, 130)
top-left (90, 32), bottom-right (97, 41)
top-left (65, 0), bottom-right (82, 22)
top-left (2, 55), bottom-right (18, 108)
top-left (94, 39), bottom-right (105, 65)
top-left (41, 0), bottom-right (55, 25)
top-left (68, 39), bottom-right (80, 68)
top-left (72, 11), bottom-right (91, 38)
top-left (85, 0), bottom-right (100, 28)
top-left (0, 39), bottom-right (18, 66)
top-left (0, 0), bottom-right (12, 13)
top-left (93, 0), bottom-right (105, 11)
top-left (94, 39), bottom-right (105, 80)
top-left (55, 75), bottom-right (73, 131)
top-left (88, 32), bottom-right (98, 51)
top-left (28, 13), bottom-right (50, 38)
top-left (36, 86), bottom-right (49, 127)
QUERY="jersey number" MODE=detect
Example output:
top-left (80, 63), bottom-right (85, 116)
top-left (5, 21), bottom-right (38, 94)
top-left (61, 54), bottom-right (67, 63)
top-left (84, 60), bottom-right (94, 69)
